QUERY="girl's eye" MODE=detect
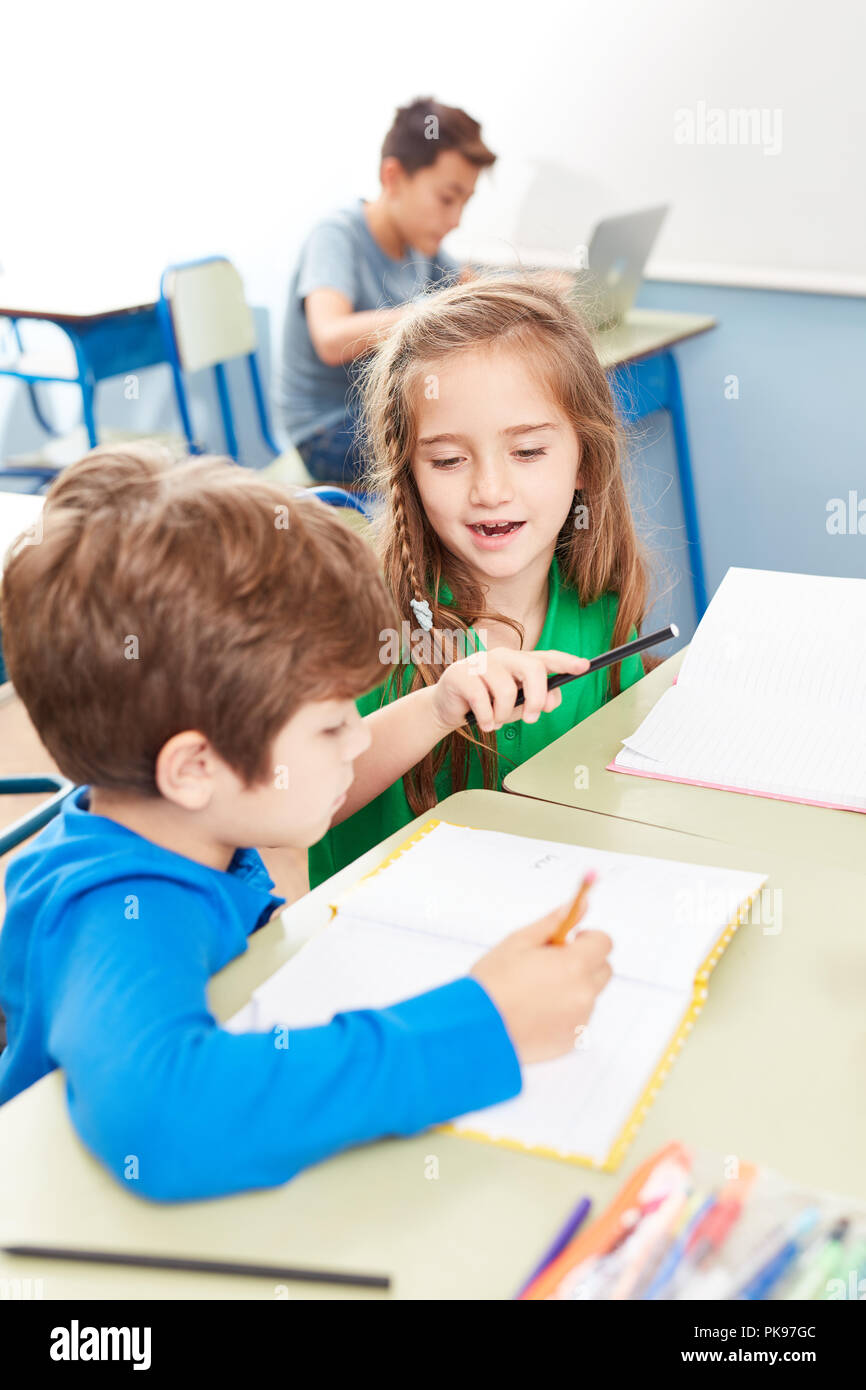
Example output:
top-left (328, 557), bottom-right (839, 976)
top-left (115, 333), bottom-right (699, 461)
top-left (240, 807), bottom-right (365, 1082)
top-left (429, 449), bottom-right (545, 468)
top-left (323, 723), bottom-right (346, 737)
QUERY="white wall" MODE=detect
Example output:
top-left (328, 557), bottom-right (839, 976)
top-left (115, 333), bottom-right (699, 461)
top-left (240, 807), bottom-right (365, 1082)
top-left (6, 0), bottom-right (864, 387)
top-left (4, 3), bottom-right (864, 644)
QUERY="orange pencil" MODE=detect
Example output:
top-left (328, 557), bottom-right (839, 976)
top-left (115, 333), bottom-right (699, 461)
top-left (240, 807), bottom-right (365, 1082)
top-left (548, 870), bottom-right (597, 945)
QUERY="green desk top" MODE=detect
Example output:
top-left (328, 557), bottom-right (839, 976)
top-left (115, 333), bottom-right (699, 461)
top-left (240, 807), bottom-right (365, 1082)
top-left (0, 789), bottom-right (863, 1300)
top-left (459, 254), bottom-right (717, 367)
top-left (504, 651), bottom-right (866, 871)
top-left (593, 308), bottom-right (716, 369)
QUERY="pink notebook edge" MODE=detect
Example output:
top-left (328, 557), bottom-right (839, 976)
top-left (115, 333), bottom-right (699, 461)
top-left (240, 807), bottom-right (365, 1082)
top-left (605, 760), bottom-right (866, 816)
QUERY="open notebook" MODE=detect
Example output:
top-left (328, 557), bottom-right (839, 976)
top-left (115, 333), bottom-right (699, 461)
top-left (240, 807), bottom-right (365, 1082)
top-left (228, 821), bottom-right (766, 1172)
top-left (611, 567), bottom-right (866, 813)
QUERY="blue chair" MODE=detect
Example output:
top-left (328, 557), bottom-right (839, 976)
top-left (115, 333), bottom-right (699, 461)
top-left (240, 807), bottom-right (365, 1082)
top-left (306, 487), bottom-right (370, 517)
top-left (0, 300), bottom-right (177, 473)
top-left (0, 466), bottom-right (56, 495)
top-left (158, 259), bottom-right (374, 509)
top-left (157, 257), bottom-right (310, 475)
top-left (0, 312), bottom-right (98, 451)
top-left (0, 775), bottom-right (74, 856)
top-left (0, 318), bottom-right (70, 492)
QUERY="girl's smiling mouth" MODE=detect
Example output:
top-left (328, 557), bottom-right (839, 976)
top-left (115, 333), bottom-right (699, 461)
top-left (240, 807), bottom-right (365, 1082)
top-left (467, 520), bottom-right (526, 549)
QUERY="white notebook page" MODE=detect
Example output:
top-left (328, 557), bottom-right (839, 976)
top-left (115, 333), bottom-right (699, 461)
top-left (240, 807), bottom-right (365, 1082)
top-left (615, 568), bottom-right (866, 809)
top-left (452, 978), bottom-right (687, 1163)
top-left (229, 824), bottom-right (765, 1167)
top-left (330, 823), bottom-right (765, 992)
top-left (675, 568), bottom-right (866, 714)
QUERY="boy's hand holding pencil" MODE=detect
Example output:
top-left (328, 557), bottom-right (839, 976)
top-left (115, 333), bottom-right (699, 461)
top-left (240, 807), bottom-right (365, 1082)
top-left (547, 871), bottom-right (597, 944)
top-left (470, 872), bottom-right (611, 1065)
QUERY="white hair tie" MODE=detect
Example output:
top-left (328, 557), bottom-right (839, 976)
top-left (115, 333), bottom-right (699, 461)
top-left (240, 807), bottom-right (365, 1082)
top-left (410, 597), bottom-right (434, 632)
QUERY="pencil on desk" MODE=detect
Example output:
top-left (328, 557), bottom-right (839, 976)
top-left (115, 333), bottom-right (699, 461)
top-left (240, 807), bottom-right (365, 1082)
top-left (2, 1244), bottom-right (391, 1290)
top-left (549, 871), bottom-right (597, 945)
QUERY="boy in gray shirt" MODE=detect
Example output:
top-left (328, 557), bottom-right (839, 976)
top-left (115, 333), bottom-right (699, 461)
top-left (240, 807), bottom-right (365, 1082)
top-left (280, 98), bottom-right (496, 484)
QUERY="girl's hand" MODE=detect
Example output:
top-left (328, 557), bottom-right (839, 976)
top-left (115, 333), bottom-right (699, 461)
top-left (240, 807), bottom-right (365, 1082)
top-left (430, 647), bottom-right (590, 734)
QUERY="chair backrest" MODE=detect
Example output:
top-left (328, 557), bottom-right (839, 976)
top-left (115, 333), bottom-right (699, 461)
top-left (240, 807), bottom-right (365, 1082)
top-left (303, 487), bottom-right (375, 543)
top-left (305, 487), bottom-right (370, 517)
top-left (0, 775), bottom-right (74, 856)
top-left (161, 259), bottom-right (256, 372)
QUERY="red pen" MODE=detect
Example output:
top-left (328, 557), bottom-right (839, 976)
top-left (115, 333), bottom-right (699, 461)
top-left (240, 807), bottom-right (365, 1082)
top-left (684, 1165), bottom-right (756, 1266)
top-left (685, 1195), bottom-right (745, 1265)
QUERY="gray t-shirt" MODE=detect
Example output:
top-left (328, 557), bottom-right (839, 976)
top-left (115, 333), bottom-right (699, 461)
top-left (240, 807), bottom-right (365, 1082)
top-left (279, 199), bottom-right (460, 444)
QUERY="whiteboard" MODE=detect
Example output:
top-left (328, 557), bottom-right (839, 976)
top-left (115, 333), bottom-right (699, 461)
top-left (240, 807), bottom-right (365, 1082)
top-left (443, 0), bottom-right (866, 296)
top-left (2, 0), bottom-right (863, 307)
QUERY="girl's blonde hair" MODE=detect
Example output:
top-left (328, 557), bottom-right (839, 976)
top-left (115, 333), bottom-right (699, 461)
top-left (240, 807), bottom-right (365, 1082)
top-left (357, 272), bottom-right (649, 815)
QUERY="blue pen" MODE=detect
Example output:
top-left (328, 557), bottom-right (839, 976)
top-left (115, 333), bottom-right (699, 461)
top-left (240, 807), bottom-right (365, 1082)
top-left (736, 1208), bottom-right (819, 1301)
top-left (643, 1193), bottom-right (717, 1300)
top-left (515, 1196), bottom-right (592, 1297)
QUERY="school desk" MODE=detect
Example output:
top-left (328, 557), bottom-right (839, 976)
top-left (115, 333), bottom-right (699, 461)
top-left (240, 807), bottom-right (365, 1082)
top-left (503, 650), bottom-right (866, 872)
top-left (0, 789), bottom-right (862, 1301)
top-left (0, 274), bottom-right (167, 450)
top-left (595, 309), bottom-right (716, 620)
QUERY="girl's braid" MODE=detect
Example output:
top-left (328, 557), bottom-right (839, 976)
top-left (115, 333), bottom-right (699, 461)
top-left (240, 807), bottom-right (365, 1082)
top-left (382, 365), bottom-right (429, 625)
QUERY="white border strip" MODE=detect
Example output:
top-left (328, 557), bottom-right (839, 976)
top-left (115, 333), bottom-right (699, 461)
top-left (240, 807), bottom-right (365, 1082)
top-left (645, 260), bottom-right (866, 298)
top-left (453, 239), bottom-right (866, 299)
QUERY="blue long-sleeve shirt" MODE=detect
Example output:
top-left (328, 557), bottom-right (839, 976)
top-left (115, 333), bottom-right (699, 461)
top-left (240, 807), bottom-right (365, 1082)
top-left (0, 788), bottom-right (522, 1201)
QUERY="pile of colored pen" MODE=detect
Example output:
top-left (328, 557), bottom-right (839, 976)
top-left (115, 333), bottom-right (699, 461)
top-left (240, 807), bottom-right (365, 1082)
top-left (518, 1142), bottom-right (866, 1301)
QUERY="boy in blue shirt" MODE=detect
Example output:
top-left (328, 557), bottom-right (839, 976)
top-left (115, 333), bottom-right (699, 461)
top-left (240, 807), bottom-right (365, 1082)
top-left (0, 447), bottom-right (612, 1202)
top-left (281, 97), bottom-right (494, 484)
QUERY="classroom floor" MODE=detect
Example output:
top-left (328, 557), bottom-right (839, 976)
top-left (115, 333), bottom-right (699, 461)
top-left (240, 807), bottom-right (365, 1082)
top-left (0, 684), bottom-right (311, 1020)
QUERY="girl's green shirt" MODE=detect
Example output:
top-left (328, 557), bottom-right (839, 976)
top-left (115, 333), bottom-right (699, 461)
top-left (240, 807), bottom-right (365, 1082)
top-left (308, 557), bottom-right (644, 890)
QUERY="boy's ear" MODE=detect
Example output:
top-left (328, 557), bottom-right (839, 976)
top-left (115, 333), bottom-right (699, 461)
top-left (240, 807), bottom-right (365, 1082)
top-left (154, 730), bottom-right (219, 811)
top-left (380, 155), bottom-right (409, 194)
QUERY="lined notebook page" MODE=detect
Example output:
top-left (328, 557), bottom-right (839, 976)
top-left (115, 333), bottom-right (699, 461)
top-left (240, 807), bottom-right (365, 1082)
top-left (452, 978), bottom-right (687, 1163)
top-left (616, 691), bottom-right (866, 808)
top-left (229, 823), bottom-right (765, 1168)
top-left (241, 941), bottom-right (686, 1164)
top-left (333, 823), bottom-right (765, 993)
top-left (244, 918), bottom-right (481, 1032)
top-left (675, 568), bottom-right (866, 715)
top-left (614, 568), bottom-right (866, 810)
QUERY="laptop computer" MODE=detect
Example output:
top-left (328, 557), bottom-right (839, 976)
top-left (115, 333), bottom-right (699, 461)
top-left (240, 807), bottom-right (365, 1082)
top-left (575, 205), bottom-right (669, 330)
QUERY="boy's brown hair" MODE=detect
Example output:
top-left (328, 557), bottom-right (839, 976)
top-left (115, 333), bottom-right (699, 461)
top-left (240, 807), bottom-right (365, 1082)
top-left (0, 447), bottom-right (396, 793)
top-left (381, 97), bottom-right (496, 174)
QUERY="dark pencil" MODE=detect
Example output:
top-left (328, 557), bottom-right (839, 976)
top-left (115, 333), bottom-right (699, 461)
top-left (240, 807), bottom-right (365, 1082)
top-left (464, 623), bottom-right (679, 728)
top-left (3, 1243), bottom-right (391, 1290)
